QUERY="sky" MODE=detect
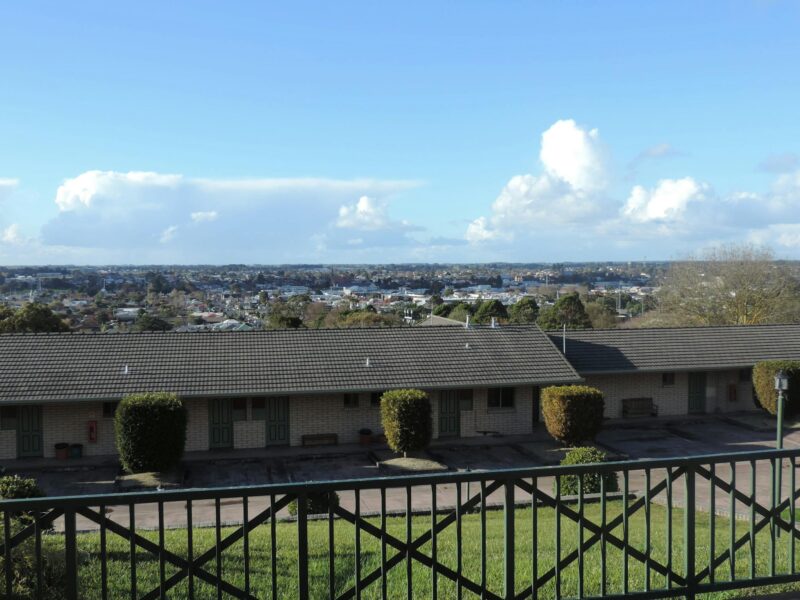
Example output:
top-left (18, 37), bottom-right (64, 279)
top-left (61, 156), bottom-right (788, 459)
top-left (1, 1), bottom-right (800, 265)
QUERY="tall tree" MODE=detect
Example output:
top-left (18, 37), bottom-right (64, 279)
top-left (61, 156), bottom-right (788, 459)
top-left (654, 244), bottom-right (800, 326)
top-left (536, 293), bottom-right (592, 330)
top-left (508, 297), bottom-right (539, 324)
top-left (473, 299), bottom-right (508, 323)
top-left (0, 303), bottom-right (69, 333)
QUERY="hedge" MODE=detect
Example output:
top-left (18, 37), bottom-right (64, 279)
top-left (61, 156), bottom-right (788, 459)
top-left (753, 361), bottom-right (800, 417)
top-left (380, 389), bottom-right (432, 457)
top-left (542, 385), bottom-right (605, 446)
top-left (556, 447), bottom-right (619, 496)
top-left (115, 392), bottom-right (188, 473)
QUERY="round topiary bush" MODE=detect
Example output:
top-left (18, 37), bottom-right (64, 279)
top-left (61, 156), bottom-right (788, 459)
top-left (556, 447), bottom-right (619, 496)
top-left (542, 385), bottom-right (605, 446)
top-left (753, 360), bottom-right (800, 416)
top-left (115, 392), bottom-right (188, 473)
top-left (288, 491), bottom-right (340, 517)
top-left (380, 389), bottom-right (432, 457)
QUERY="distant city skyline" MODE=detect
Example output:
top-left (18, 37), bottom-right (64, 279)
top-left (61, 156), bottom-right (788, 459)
top-left (2, 2), bottom-right (800, 264)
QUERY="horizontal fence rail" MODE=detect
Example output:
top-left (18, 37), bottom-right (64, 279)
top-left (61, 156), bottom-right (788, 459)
top-left (2, 447), bottom-right (800, 599)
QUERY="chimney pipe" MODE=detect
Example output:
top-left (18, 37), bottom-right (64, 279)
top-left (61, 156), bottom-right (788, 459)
top-left (562, 323), bottom-right (566, 354)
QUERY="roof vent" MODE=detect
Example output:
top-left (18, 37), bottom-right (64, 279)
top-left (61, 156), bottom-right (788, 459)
top-left (490, 317), bottom-right (498, 328)
top-left (465, 315), bottom-right (470, 329)
top-left (365, 357), bottom-right (371, 367)
top-left (122, 364), bottom-right (130, 375)
top-left (465, 343), bottom-right (470, 350)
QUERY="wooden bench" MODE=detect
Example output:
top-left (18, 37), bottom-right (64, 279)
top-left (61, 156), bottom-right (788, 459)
top-left (622, 397), bottom-right (658, 418)
top-left (301, 433), bottom-right (339, 447)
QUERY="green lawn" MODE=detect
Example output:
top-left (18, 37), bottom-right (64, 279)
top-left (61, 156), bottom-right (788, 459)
top-left (53, 501), bottom-right (800, 599)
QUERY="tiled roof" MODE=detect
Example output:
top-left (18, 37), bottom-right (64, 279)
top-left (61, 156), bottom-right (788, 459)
top-left (0, 325), bottom-right (580, 403)
top-left (548, 324), bottom-right (800, 374)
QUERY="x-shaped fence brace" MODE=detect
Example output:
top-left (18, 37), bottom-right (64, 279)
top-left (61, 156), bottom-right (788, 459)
top-left (3, 463), bottom-right (800, 600)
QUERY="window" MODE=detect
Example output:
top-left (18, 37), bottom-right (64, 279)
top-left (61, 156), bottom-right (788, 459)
top-left (739, 368), bottom-right (752, 383)
top-left (370, 392), bottom-right (384, 407)
top-left (252, 397), bottom-right (266, 420)
top-left (662, 372), bottom-right (676, 387)
top-left (0, 407), bottom-right (17, 431)
top-left (232, 397), bottom-right (248, 421)
top-left (344, 393), bottom-right (359, 408)
top-left (488, 387), bottom-right (515, 409)
top-left (102, 401), bottom-right (119, 419)
top-left (458, 389), bottom-right (474, 411)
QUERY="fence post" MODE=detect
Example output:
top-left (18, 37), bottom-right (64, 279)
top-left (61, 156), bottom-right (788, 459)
top-left (297, 492), bottom-right (309, 600)
top-left (504, 480), bottom-right (515, 600)
top-left (64, 508), bottom-right (78, 600)
top-left (684, 466), bottom-right (696, 600)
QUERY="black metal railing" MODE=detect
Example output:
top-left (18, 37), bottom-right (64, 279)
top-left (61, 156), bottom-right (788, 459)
top-left (2, 447), bottom-right (800, 599)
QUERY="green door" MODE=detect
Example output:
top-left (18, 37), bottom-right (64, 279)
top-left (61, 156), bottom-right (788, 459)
top-left (17, 406), bottom-right (43, 458)
top-left (266, 397), bottom-right (289, 446)
top-left (688, 372), bottom-right (707, 414)
top-left (439, 391), bottom-right (460, 438)
top-left (209, 398), bottom-right (233, 449)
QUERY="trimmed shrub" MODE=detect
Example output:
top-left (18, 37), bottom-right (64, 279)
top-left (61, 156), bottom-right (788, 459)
top-left (0, 475), bottom-right (45, 525)
top-left (380, 389), bottom-right (432, 457)
top-left (115, 392), bottom-right (188, 473)
top-left (753, 360), bottom-right (800, 416)
top-left (542, 385), bottom-right (605, 446)
top-left (0, 475), bottom-right (44, 501)
top-left (288, 491), bottom-right (340, 517)
top-left (556, 447), bottom-right (619, 496)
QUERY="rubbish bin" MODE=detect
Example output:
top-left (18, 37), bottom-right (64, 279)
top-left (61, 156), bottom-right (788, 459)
top-left (55, 443), bottom-right (69, 460)
top-left (69, 443), bottom-right (83, 459)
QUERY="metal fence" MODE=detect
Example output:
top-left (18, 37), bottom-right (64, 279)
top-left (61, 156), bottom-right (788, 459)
top-left (2, 447), bottom-right (800, 599)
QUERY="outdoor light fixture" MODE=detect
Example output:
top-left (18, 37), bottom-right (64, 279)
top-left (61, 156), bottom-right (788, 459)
top-left (774, 369), bottom-right (790, 531)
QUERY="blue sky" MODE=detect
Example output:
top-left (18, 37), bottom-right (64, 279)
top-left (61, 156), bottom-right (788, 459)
top-left (1, 1), bottom-right (800, 264)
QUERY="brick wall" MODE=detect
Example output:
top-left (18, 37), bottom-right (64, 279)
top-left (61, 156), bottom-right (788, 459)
top-left (289, 393), bottom-right (383, 446)
top-left (42, 402), bottom-right (116, 458)
top-left (457, 386), bottom-right (535, 438)
top-left (584, 370), bottom-right (757, 418)
top-left (185, 398), bottom-right (209, 452)
top-left (233, 399), bottom-right (266, 449)
top-left (0, 430), bottom-right (15, 460)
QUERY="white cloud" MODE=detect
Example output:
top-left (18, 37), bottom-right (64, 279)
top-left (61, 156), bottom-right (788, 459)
top-left (0, 178), bottom-right (19, 203)
top-left (465, 216), bottom-right (502, 243)
top-left (190, 210), bottom-right (218, 223)
top-left (466, 119), bottom-right (609, 243)
top-left (336, 196), bottom-right (389, 230)
top-left (1, 224), bottom-right (23, 245)
top-left (622, 177), bottom-right (707, 223)
top-left (40, 170), bottom-right (422, 263)
top-left (540, 120), bottom-right (607, 191)
top-left (159, 225), bottom-right (178, 244)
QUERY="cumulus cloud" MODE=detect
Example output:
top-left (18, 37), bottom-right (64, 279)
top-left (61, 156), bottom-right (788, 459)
top-left (336, 196), bottom-right (390, 230)
top-left (1, 224), bottom-right (23, 245)
top-left (466, 119), bottom-right (609, 243)
top-left (40, 170), bottom-right (422, 263)
top-left (622, 177), bottom-right (707, 223)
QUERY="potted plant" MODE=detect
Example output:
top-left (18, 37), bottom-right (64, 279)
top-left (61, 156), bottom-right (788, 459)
top-left (358, 428), bottom-right (373, 446)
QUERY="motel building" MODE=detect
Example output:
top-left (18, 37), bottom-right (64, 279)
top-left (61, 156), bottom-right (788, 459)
top-left (0, 323), bottom-right (798, 461)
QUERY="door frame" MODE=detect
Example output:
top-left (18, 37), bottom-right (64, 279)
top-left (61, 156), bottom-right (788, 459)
top-left (208, 398), bottom-right (234, 449)
top-left (265, 396), bottom-right (290, 446)
top-left (16, 405), bottom-right (44, 459)
top-left (688, 371), bottom-right (707, 414)
top-left (438, 391), bottom-right (461, 438)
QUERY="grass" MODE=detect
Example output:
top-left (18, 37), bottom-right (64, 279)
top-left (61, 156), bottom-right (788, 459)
top-left (33, 501), bottom-right (800, 598)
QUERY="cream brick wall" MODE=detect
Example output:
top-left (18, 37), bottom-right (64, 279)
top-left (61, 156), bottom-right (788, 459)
top-left (185, 398), bottom-right (209, 452)
top-left (455, 386), bottom-right (536, 438)
top-left (289, 393), bottom-right (382, 446)
top-left (584, 370), bottom-right (757, 418)
top-left (42, 403), bottom-right (117, 458)
top-left (0, 430), bottom-right (15, 460)
top-left (584, 372), bottom-right (690, 417)
top-left (233, 400), bottom-right (266, 449)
